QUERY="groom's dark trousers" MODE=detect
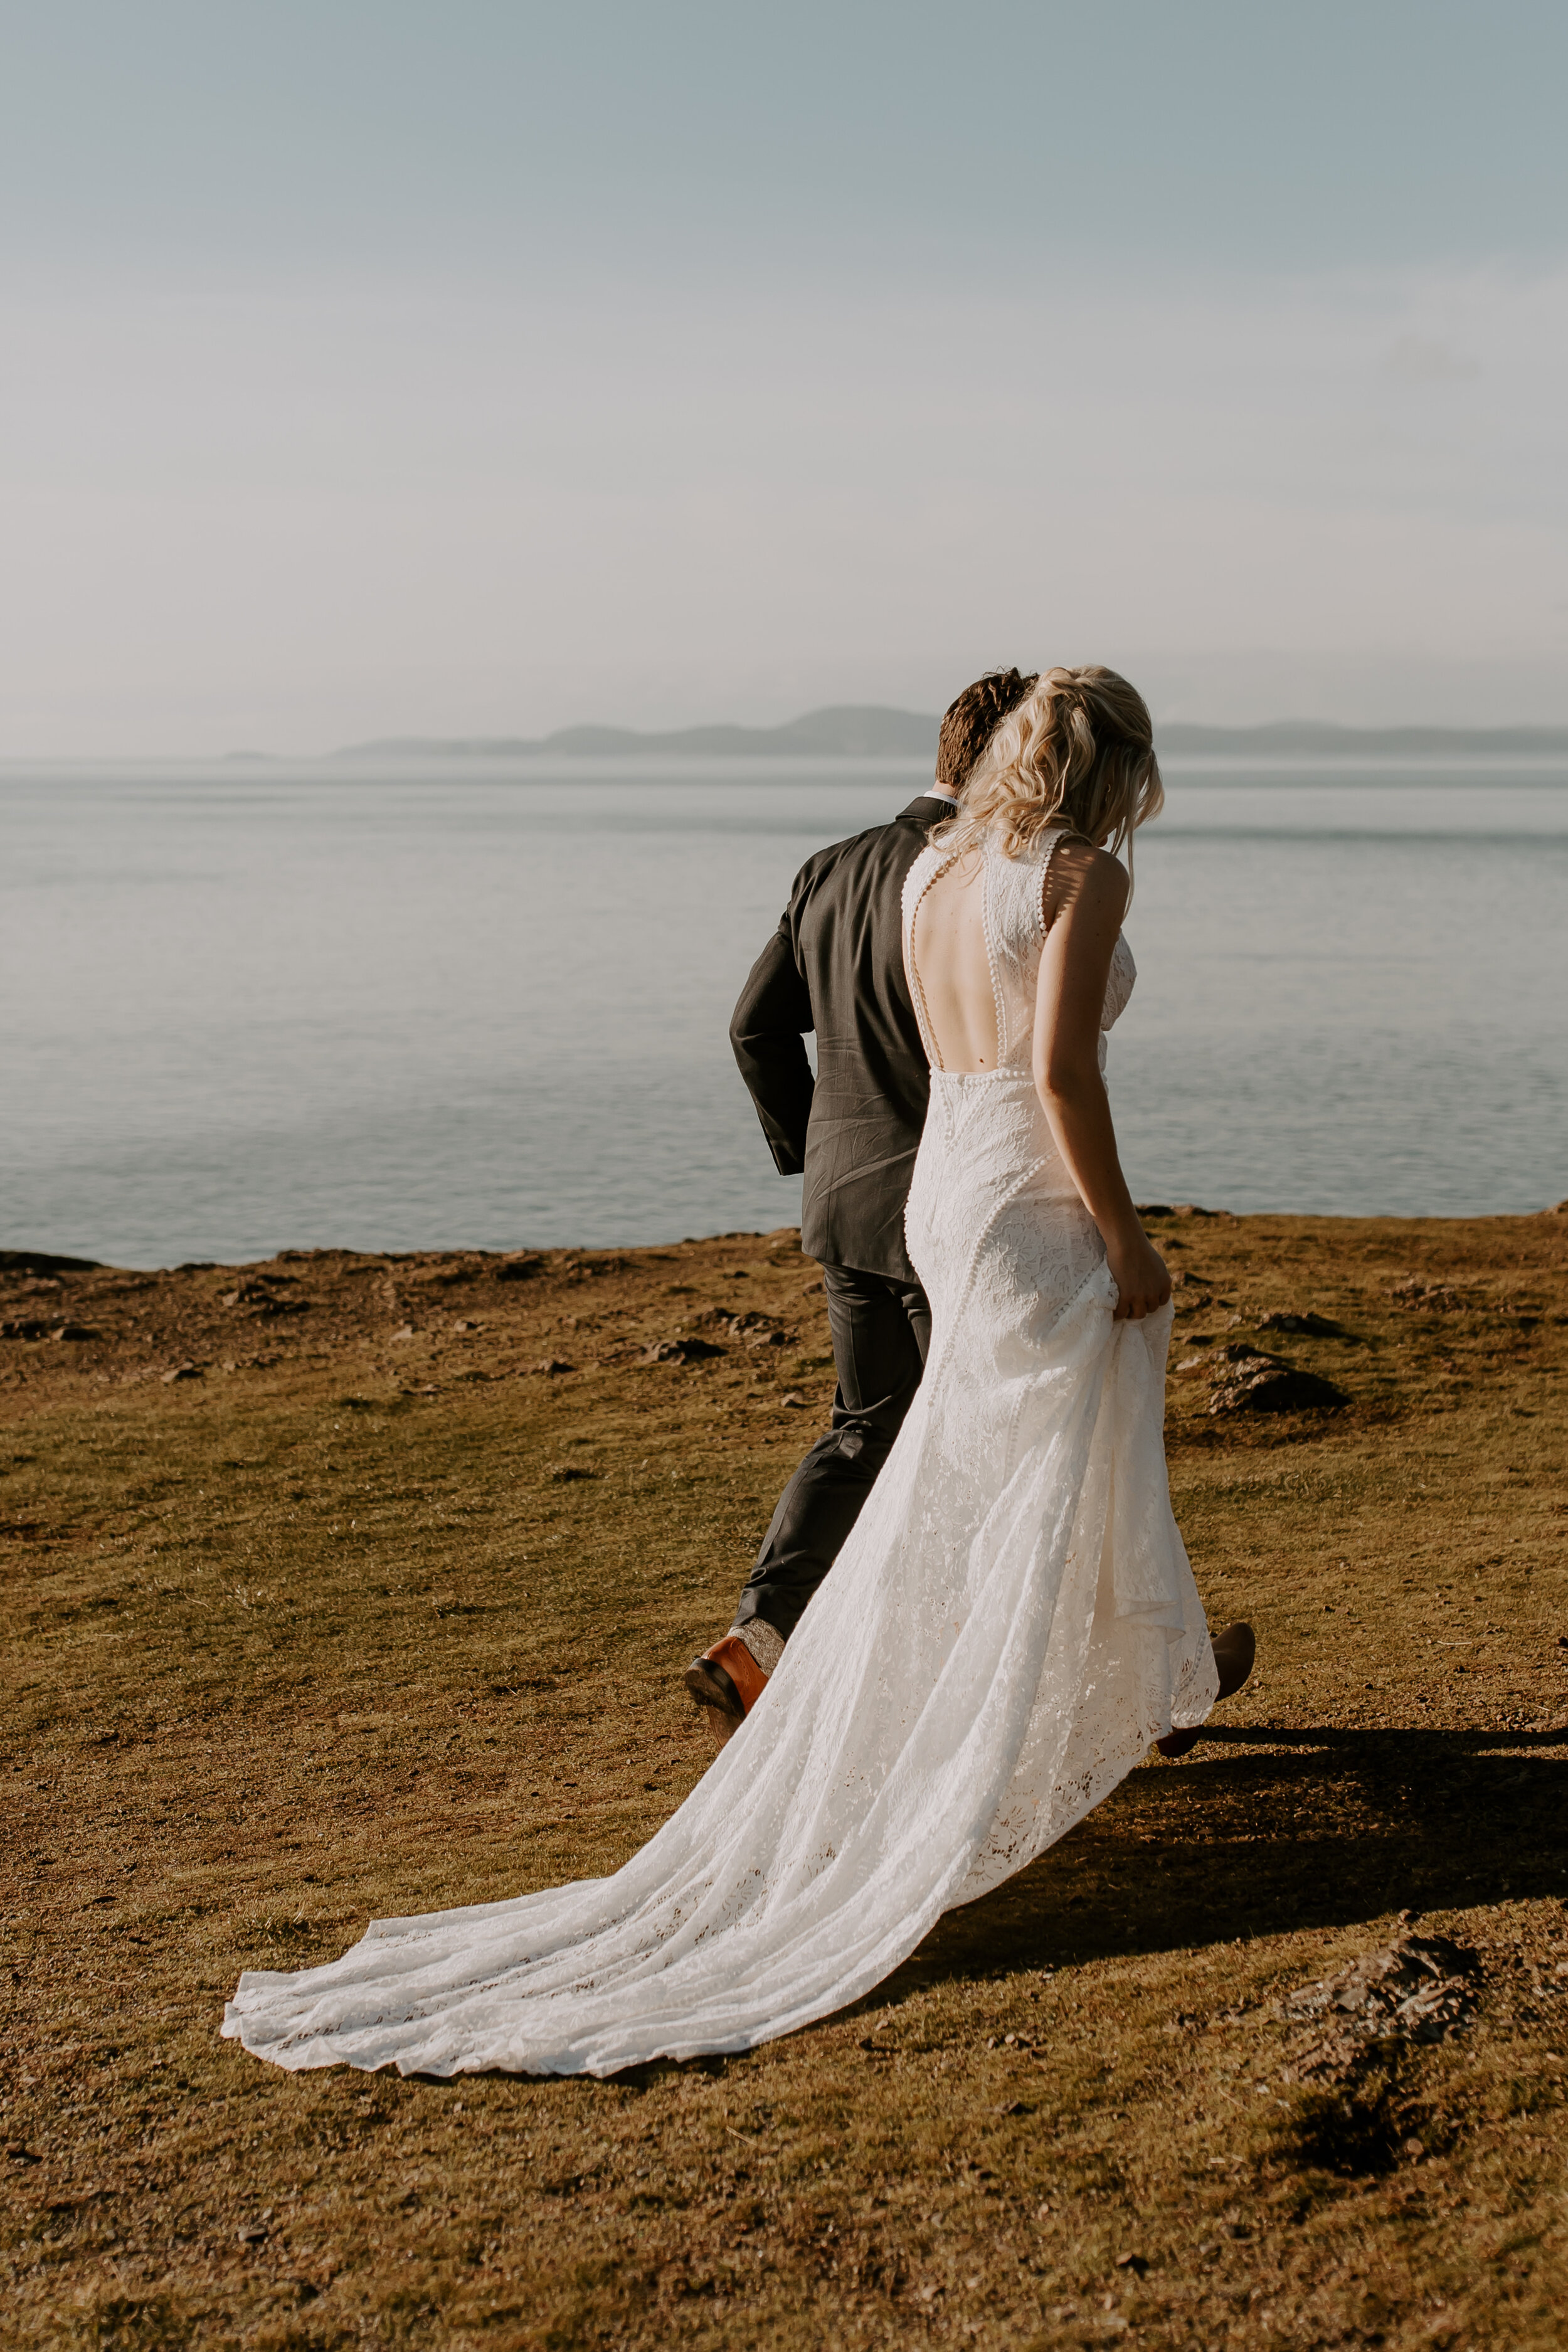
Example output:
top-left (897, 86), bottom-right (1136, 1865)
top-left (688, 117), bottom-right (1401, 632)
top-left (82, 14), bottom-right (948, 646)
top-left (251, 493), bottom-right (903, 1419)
top-left (728, 793), bottom-right (952, 1645)
top-left (735, 1264), bottom-right (930, 1640)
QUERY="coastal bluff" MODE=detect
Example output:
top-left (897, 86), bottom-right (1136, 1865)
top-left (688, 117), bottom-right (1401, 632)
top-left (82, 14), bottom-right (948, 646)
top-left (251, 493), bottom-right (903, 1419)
top-left (3, 1211), bottom-right (1564, 2349)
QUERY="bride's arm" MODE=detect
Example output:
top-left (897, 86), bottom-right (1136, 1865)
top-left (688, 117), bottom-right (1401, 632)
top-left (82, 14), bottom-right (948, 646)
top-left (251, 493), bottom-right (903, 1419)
top-left (1032, 841), bottom-right (1170, 1322)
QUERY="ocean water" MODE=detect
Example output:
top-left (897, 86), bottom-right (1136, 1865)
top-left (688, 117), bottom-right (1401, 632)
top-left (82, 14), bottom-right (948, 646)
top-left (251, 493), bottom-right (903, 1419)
top-left (4, 756), bottom-right (1565, 1268)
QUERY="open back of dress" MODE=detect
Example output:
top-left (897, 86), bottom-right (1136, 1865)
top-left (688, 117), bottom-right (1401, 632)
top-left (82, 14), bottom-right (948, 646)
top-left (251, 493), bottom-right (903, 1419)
top-left (906, 824), bottom-right (1136, 1078)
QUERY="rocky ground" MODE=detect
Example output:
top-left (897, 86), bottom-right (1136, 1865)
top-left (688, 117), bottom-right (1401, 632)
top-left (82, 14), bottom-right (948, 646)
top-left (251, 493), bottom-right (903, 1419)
top-left (1, 1209), bottom-right (1565, 2350)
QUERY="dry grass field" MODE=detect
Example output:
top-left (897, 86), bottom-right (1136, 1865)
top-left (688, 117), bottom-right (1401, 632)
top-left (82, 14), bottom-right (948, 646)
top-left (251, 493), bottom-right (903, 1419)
top-left (2, 1209), bottom-right (1565, 2351)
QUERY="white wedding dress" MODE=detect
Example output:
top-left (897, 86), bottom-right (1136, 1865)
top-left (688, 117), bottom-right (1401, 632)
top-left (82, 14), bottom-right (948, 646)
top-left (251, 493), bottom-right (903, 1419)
top-left (224, 824), bottom-right (1217, 2078)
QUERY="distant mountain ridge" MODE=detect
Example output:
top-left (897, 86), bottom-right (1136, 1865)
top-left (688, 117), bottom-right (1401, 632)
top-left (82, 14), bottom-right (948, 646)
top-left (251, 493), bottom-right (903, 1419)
top-left (339, 705), bottom-right (940, 760)
top-left (1158, 720), bottom-right (1568, 756)
top-left (336, 707), bottom-right (1568, 761)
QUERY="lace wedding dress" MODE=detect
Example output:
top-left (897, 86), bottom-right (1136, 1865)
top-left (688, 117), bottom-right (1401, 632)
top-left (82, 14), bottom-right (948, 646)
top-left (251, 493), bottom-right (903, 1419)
top-left (224, 825), bottom-right (1216, 2078)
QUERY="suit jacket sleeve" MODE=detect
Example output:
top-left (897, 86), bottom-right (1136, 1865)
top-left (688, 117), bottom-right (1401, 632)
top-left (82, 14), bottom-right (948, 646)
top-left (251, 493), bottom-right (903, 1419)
top-left (730, 916), bottom-right (815, 1175)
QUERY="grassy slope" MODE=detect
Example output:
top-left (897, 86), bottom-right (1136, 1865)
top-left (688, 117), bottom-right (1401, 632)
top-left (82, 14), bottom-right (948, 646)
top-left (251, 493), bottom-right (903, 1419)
top-left (1, 1211), bottom-right (1565, 2351)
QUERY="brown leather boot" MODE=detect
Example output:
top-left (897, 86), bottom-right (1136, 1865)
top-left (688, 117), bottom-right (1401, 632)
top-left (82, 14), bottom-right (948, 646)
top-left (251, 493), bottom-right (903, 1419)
top-left (684, 1634), bottom-right (771, 1747)
top-left (1157, 1621), bottom-right (1256, 1760)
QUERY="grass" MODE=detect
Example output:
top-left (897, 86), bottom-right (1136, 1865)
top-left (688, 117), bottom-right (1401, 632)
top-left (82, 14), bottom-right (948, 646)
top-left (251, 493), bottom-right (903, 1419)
top-left (1, 1209), bottom-right (1565, 2350)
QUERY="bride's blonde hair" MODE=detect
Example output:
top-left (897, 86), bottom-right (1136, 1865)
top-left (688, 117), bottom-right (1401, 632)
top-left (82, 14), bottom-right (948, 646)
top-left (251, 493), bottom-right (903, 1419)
top-left (933, 665), bottom-right (1163, 874)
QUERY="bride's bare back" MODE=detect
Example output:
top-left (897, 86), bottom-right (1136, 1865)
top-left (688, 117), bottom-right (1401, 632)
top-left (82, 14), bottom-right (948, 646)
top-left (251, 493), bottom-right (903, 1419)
top-left (909, 830), bottom-right (1083, 1076)
top-left (908, 849), bottom-right (999, 1071)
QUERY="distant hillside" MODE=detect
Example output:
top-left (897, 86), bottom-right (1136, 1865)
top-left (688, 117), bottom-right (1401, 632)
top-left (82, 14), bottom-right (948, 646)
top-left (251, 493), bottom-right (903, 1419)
top-left (339, 705), bottom-right (940, 760)
top-left (1157, 721), bottom-right (1568, 756)
top-left (336, 709), bottom-right (1568, 761)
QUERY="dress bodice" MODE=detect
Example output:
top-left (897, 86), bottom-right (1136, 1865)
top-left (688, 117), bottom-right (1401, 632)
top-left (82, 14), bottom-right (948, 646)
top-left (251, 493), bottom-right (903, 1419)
top-left (901, 826), bottom-right (1136, 1076)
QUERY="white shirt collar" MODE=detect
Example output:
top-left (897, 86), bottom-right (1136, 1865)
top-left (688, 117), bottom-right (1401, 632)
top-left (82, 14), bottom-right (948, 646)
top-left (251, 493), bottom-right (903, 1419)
top-left (926, 788), bottom-right (958, 807)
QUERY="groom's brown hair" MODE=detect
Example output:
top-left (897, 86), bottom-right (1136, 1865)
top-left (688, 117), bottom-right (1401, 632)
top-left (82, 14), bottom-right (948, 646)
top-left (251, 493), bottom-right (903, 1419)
top-left (936, 667), bottom-right (1039, 795)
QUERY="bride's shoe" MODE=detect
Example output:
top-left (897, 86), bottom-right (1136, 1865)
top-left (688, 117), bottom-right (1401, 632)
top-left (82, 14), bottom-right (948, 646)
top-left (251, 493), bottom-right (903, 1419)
top-left (1155, 1621), bottom-right (1256, 1759)
top-left (685, 1636), bottom-right (770, 1747)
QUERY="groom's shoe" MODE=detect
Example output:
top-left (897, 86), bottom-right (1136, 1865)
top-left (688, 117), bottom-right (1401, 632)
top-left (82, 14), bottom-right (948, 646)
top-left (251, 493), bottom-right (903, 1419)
top-left (685, 1634), bottom-right (771, 1748)
top-left (1156, 1621), bottom-right (1256, 1760)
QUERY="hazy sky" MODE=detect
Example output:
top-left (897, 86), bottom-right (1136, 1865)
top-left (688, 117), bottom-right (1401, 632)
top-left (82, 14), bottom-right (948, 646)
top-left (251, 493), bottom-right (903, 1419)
top-left (3, 0), bottom-right (1565, 750)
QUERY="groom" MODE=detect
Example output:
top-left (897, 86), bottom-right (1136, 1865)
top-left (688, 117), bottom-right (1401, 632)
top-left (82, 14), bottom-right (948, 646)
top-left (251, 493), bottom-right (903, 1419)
top-left (684, 668), bottom-right (1039, 1739)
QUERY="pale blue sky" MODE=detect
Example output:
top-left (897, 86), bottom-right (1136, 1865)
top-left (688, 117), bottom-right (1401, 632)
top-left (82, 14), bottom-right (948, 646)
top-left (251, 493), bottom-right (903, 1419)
top-left (2, 2), bottom-right (1565, 749)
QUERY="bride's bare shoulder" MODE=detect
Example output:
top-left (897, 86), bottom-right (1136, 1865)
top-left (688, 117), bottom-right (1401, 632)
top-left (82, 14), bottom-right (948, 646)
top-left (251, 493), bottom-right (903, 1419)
top-left (1045, 836), bottom-right (1129, 925)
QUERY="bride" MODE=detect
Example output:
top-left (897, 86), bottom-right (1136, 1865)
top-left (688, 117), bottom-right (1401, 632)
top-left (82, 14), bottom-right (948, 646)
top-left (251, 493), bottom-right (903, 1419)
top-left (225, 665), bottom-right (1227, 2079)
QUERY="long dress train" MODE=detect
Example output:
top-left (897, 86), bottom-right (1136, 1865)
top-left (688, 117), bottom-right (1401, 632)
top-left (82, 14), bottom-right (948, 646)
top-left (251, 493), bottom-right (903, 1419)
top-left (222, 824), bottom-right (1217, 2077)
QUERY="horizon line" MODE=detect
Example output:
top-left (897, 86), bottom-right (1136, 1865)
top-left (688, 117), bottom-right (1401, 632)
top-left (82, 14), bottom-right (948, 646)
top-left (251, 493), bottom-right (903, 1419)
top-left (7, 707), bottom-right (1568, 765)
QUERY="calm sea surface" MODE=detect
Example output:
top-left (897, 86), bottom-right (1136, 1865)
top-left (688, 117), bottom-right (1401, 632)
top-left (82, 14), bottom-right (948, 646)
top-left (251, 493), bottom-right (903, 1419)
top-left (4, 757), bottom-right (1565, 1268)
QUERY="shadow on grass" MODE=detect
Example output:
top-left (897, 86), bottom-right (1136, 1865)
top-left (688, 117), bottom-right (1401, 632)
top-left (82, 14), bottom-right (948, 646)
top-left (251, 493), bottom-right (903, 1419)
top-left (881, 1724), bottom-right (1568, 2002)
top-left (348, 1722), bottom-right (1567, 2088)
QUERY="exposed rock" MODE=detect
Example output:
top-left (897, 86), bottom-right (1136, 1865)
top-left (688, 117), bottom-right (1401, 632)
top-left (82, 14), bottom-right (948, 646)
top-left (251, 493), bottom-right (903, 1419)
top-left (1207, 1347), bottom-right (1349, 1415)
top-left (1281, 1932), bottom-right (1481, 2073)
top-left (50, 1323), bottom-right (97, 1342)
top-left (781, 1391), bottom-right (807, 1408)
top-left (161, 1364), bottom-right (201, 1384)
top-left (704, 1310), bottom-right (793, 1347)
top-left (1256, 1310), bottom-right (1346, 1337)
top-left (0, 1249), bottom-right (100, 1274)
top-left (525, 1358), bottom-right (574, 1376)
top-left (640, 1337), bottom-right (724, 1364)
top-left (494, 1254), bottom-right (543, 1282)
top-left (1390, 1279), bottom-right (1466, 1311)
top-left (222, 1279), bottom-right (307, 1316)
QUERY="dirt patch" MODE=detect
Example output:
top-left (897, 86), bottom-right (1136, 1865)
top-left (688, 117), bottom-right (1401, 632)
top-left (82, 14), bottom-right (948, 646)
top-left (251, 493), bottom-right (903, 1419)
top-left (1283, 1930), bottom-right (1483, 2067)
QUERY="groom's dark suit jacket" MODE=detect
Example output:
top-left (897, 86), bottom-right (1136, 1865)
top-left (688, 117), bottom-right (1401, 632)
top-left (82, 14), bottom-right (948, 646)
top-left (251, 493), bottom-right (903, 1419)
top-left (730, 795), bottom-right (952, 1285)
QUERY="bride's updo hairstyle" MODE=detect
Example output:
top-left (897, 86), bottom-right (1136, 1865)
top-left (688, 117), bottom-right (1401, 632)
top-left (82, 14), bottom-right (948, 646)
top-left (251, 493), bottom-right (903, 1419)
top-left (933, 665), bottom-right (1163, 876)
